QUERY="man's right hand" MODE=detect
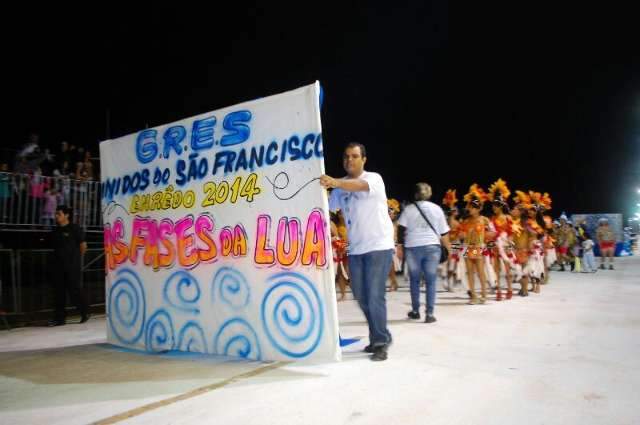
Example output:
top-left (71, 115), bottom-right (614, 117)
top-left (320, 175), bottom-right (339, 189)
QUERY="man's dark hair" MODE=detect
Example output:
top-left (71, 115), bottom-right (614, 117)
top-left (344, 142), bottom-right (367, 158)
top-left (56, 205), bottom-right (73, 217)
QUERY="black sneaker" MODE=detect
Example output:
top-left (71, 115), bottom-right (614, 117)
top-left (370, 346), bottom-right (388, 361)
top-left (609, 264), bottom-right (614, 270)
top-left (47, 320), bottom-right (65, 327)
top-left (407, 310), bottom-right (421, 320)
top-left (424, 315), bottom-right (437, 324)
top-left (80, 314), bottom-right (91, 324)
top-left (599, 264), bottom-right (605, 270)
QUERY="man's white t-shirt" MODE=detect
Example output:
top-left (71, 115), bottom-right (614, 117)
top-left (328, 171), bottom-right (395, 256)
top-left (397, 201), bottom-right (450, 248)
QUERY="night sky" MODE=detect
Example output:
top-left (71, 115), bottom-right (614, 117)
top-left (6, 3), bottom-right (640, 219)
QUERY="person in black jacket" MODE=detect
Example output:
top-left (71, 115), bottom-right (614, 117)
top-left (48, 205), bottom-right (89, 326)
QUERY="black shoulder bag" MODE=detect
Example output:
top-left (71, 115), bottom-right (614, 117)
top-left (413, 202), bottom-right (449, 263)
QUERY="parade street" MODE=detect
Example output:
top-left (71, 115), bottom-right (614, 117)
top-left (1, 256), bottom-right (639, 425)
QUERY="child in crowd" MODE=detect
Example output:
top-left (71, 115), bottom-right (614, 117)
top-left (42, 187), bottom-right (58, 227)
top-left (581, 238), bottom-right (597, 273)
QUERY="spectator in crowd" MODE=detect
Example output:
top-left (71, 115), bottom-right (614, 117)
top-left (74, 150), bottom-right (94, 226)
top-left (14, 156), bottom-right (31, 175)
top-left (56, 169), bottom-right (72, 205)
top-left (29, 166), bottom-right (46, 224)
top-left (0, 162), bottom-right (11, 221)
top-left (16, 132), bottom-right (40, 161)
top-left (74, 146), bottom-right (86, 168)
top-left (76, 149), bottom-right (94, 181)
top-left (68, 144), bottom-right (78, 168)
top-left (42, 187), bottom-right (58, 227)
top-left (15, 133), bottom-right (46, 175)
top-left (56, 141), bottom-right (72, 173)
top-left (39, 147), bottom-right (56, 177)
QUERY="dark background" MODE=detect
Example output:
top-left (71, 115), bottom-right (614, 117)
top-left (5, 3), bottom-right (640, 218)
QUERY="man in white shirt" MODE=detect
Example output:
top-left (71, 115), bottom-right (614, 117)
top-left (396, 183), bottom-right (451, 323)
top-left (320, 143), bottom-right (395, 361)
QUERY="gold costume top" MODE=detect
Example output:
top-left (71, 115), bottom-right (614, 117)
top-left (511, 218), bottom-right (531, 249)
top-left (557, 225), bottom-right (575, 247)
top-left (527, 218), bottom-right (545, 237)
top-left (462, 216), bottom-right (491, 246)
top-left (448, 217), bottom-right (462, 242)
top-left (491, 214), bottom-right (513, 238)
top-left (596, 227), bottom-right (615, 243)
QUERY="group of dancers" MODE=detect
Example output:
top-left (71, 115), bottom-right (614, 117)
top-left (443, 179), bottom-right (554, 304)
top-left (330, 178), bottom-right (617, 305)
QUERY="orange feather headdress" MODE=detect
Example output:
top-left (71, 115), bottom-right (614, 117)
top-left (442, 189), bottom-right (458, 210)
top-left (464, 184), bottom-right (488, 208)
top-left (387, 198), bottom-right (400, 213)
top-left (488, 178), bottom-right (511, 205)
top-left (528, 191), bottom-right (552, 211)
top-left (513, 190), bottom-right (533, 210)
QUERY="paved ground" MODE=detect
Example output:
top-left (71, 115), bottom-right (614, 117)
top-left (1, 256), bottom-right (639, 425)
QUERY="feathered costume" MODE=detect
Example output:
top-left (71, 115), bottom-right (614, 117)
top-left (488, 179), bottom-right (515, 299)
top-left (442, 189), bottom-right (465, 287)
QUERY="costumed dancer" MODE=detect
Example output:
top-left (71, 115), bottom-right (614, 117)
top-left (527, 191), bottom-right (549, 292)
top-left (487, 178), bottom-right (514, 300)
top-left (596, 217), bottom-right (617, 270)
top-left (510, 191), bottom-right (537, 297)
top-left (539, 193), bottom-right (556, 283)
top-left (330, 210), bottom-right (350, 301)
top-left (387, 199), bottom-right (401, 291)
top-left (460, 184), bottom-right (495, 304)
top-left (443, 189), bottom-right (464, 290)
top-left (548, 220), bottom-right (561, 273)
top-left (555, 214), bottom-right (574, 271)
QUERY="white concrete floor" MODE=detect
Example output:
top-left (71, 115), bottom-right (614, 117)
top-left (1, 256), bottom-right (639, 425)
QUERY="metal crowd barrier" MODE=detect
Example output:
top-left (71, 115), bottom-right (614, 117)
top-left (0, 172), bottom-right (102, 230)
top-left (0, 248), bottom-right (105, 316)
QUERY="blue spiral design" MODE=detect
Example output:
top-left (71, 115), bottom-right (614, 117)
top-left (177, 321), bottom-right (208, 354)
top-left (107, 268), bottom-right (146, 345)
top-left (163, 270), bottom-right (201, 314)
top-left (213, 318), bottom-right (261, 361)
top-left (261, 272), bottom-right (324, 358)
top-left (211, 267), bottom-right (250, 310)
top-left (145, 309), bottom-right (175, 352)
